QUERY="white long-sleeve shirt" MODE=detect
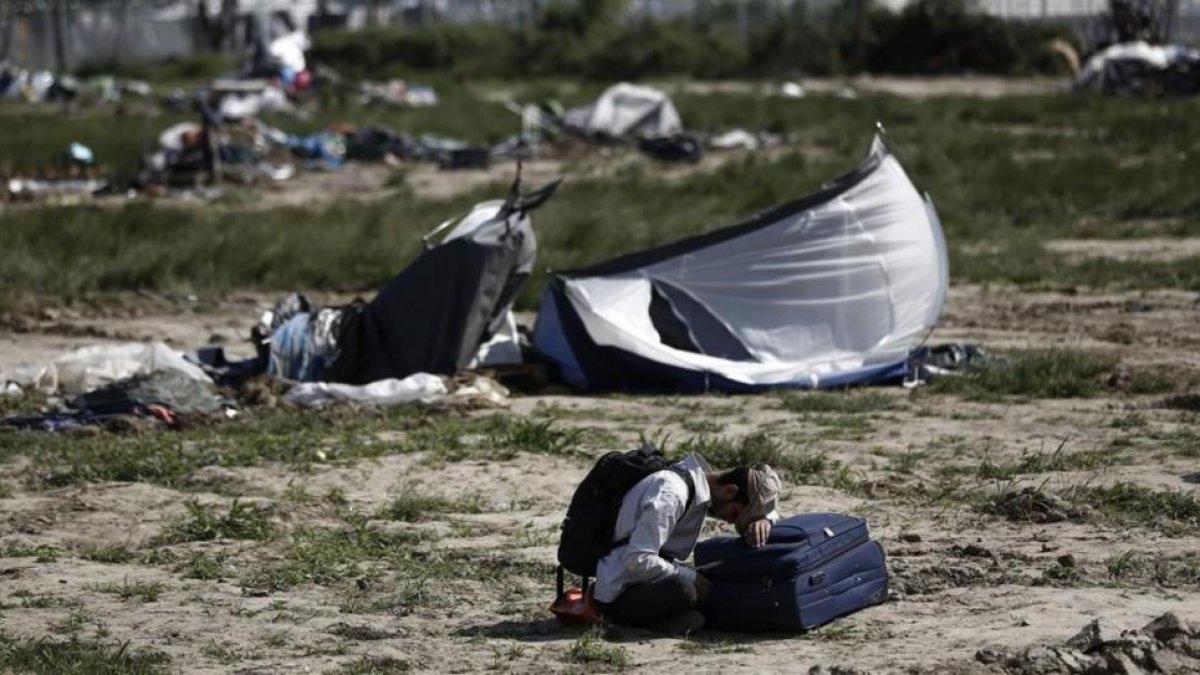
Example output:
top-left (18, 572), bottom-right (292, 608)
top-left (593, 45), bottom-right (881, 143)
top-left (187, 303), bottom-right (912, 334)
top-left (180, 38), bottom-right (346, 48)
top-left (593, 453), bottom-right (713, 603)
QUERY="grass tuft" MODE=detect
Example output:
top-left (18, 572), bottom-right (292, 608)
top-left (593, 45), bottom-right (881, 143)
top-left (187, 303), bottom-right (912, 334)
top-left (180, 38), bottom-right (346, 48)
top-left (331, 656), bottom-right (412, 674)
top-left (85, 579), bottom-right (165, 603)
top-left (0, 633), bottom-right (170, 675)
top-left (374, 490), bottom-right (486, 522)
top-left (565, 627), bottom-right (628, 670)
top-left (2, 543), bottom-right (61, 562)
top-left (80, 545), bottom-right (136, 564)
top-left (678, 432), bottom-right (828, 479)
top-left (154, 500), bottom-right (275, 545)
top-left (927, 349), bottom-right (1118, 400)
top-left (1068, 483), bottom-right (1200, 534)
top-left (488, 418), bottom-right (587, 457)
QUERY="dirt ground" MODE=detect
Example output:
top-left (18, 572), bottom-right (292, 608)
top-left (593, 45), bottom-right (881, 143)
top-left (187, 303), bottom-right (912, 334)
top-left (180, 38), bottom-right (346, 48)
top-left (1, 279), bottom-right (1198, 674)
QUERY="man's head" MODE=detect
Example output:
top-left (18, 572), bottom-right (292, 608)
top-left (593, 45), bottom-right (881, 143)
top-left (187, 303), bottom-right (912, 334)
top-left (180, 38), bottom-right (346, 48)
top-left (708, 465), bottom-right (781, 531)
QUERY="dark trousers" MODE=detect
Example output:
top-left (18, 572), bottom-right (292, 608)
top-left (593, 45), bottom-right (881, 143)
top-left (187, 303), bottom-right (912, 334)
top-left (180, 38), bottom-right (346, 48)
top-left (598, 574), bottom-right (697, 628)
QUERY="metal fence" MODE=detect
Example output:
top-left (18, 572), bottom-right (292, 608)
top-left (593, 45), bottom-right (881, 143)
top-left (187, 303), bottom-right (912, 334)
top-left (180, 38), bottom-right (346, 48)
top-left (3, 0), bottom-right (1199, 71)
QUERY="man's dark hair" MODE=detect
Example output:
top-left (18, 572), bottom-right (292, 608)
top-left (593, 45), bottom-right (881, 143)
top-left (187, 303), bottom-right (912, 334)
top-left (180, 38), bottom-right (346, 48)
top-left (716, 467), bottom-right (751, 505)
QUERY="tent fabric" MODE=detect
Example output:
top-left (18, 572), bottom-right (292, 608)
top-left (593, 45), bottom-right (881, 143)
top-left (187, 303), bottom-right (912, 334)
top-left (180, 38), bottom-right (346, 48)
top-left (323, 183), bottom-right (555, 385)
top-left (531, 133), bottom-right (948, 392)
top-left (563, 83), bottom-right (683, 139)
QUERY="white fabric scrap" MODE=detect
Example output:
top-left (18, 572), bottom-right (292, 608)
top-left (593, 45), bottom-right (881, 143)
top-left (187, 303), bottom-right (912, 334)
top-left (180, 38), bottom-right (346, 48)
top-left (284, 373), bottom-right (448, 407)
top-left (283, 373), bottom-right (510, 408)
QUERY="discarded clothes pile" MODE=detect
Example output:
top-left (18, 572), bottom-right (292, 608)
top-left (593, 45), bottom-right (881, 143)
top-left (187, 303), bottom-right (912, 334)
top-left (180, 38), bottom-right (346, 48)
top-left (1072, 41), bottom-right (1200, 96)
top-left (358, 80), bottom-right (438, 108)
top-left (0, 60), bottom-right (152, 105)
top-left (1, 343), bottom-right (230, 432)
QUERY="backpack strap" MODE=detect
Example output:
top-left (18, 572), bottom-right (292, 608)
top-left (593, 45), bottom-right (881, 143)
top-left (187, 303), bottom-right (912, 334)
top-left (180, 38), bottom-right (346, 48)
top-left (670, 466), bottom-right (696, 512)
top-left (609, 465), bottom-right (697, 552)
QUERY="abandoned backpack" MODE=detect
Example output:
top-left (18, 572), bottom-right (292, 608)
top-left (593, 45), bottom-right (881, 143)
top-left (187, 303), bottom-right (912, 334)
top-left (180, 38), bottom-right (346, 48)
top-left (555, 445), bottom-right (693, 601)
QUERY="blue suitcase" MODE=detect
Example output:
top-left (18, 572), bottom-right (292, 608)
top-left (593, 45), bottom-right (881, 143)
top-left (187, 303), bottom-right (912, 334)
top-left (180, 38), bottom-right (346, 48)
top-left (693, 513), bottom-right (888, 631)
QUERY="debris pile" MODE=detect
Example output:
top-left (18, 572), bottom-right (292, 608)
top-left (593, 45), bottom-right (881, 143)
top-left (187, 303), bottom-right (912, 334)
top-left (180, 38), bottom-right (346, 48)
top-left (976, 613), bottom-right (1200, 674)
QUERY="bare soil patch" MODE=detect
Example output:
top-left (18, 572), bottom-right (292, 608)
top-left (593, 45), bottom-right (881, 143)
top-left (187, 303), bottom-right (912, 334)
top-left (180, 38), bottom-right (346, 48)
top-left (1045, 237), bottom-right (1200, 262)
top-left (1, 283), bottom-right (1198, 673)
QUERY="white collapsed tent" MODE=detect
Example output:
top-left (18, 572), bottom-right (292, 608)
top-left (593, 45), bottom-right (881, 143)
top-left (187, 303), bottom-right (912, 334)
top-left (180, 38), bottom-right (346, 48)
top-left (562, 82), bottom-right (683, 139)
top-left (532, 132), bottom-right (949, 391)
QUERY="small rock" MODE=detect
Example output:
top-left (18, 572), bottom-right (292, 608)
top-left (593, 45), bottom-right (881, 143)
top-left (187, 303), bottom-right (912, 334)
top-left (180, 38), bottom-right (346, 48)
top-left (954, 544), bottom-right (994, 559)
top-left (1173, 637), bottom-right (1200, 659)
top-left (1020, 646), bottom-right (1065, 672)
top-left (1054, 648), bottom-right (1101, 673)
top-left (207, 332), bottom-right (228, 345)
top-left (1056, 554), bottom-right (1077, 568)
top-left (899, 532), bottom-right (921, 543)
top-left (1066, 618), bottom-right (1121, 652)
top-left (1142, 613), bottom-right (1188, 643)
top-left (1104, 651), bottom-right (1145, 675)
top-left (1148, 648), bottom-right (1200, 673)
top-left (1040, 543), bottom-right (1060, 552)
top-left (975, 647), bottom-right (1005, 665)
top-left (1037, 509), bottom-right (1069, 524)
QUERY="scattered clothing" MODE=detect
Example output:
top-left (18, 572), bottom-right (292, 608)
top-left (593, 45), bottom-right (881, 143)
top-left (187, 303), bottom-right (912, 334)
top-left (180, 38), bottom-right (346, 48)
top-left (1073, 41), bottom-right (1200, 96)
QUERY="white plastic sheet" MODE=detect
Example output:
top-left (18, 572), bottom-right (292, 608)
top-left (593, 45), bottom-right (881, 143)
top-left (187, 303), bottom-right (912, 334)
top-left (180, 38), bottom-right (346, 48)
top-left (283, 373), bottom-right (510, 408)
top-left (5, 342), bottom-right (213, 396)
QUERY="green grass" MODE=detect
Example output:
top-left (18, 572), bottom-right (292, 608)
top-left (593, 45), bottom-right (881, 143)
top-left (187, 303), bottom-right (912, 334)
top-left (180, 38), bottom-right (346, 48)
top-left (153, 499), bottom-right (275, 545)
top-left (331, 656), bottom-right (412, 674)
top-left (0, 633), bottom-right (170, 675)
top-left (1105, 551), bottom-right (1200, 588)
top-left (976, 442), bottom-right (1128, 479)
top-left (565, 627), bottom-right (628, 670)
top-left (925, 349), bottom-right (1119, 400)
top-left (677, 432), bottom-right (829, 479)
top-left (1068, 483), bottom-right (1200, 535)
top-left (0, 405), bottom-right (421, 488)
top-left (85, 579), bottom-right (164, 603)
top-left (2, 543), bottom-right (61, 562)
top-left (241, 524), bottom-right (422, 593)
top-left (979, 483), bottom-right (1200, 534)
top-left (80, 545), bottom-right (136, 564)
top-left (176, 552), bottom-right (230, 581)
top-left (486, 417), bottom-right (588, 457)
top-left (5, 92), bottom-right (1200, 311)
top-left (374, 490), bottom-right (487, 522)
top-left (776, 390), bottom-right (898, 414)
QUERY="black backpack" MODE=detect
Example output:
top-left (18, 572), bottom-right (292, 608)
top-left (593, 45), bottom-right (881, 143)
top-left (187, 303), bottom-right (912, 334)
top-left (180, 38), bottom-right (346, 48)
top-left (556, 445), bottom-right (694, 598)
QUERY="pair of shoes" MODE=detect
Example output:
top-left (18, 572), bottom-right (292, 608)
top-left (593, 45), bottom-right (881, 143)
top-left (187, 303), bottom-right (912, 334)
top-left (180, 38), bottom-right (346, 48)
top-left (650, 610), bottom-right (705, 636)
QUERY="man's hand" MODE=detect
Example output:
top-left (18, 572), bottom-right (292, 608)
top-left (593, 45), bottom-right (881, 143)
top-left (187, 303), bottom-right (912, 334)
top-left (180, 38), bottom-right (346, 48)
top-left (693, 572), bottom-right (711, 606)
top-left (742, 518), bottom-right (771, 548)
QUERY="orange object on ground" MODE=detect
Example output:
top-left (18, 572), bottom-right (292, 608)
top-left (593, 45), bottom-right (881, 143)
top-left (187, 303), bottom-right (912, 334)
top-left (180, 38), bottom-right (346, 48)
top-left (549, 586), bottom-right (601, 625)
